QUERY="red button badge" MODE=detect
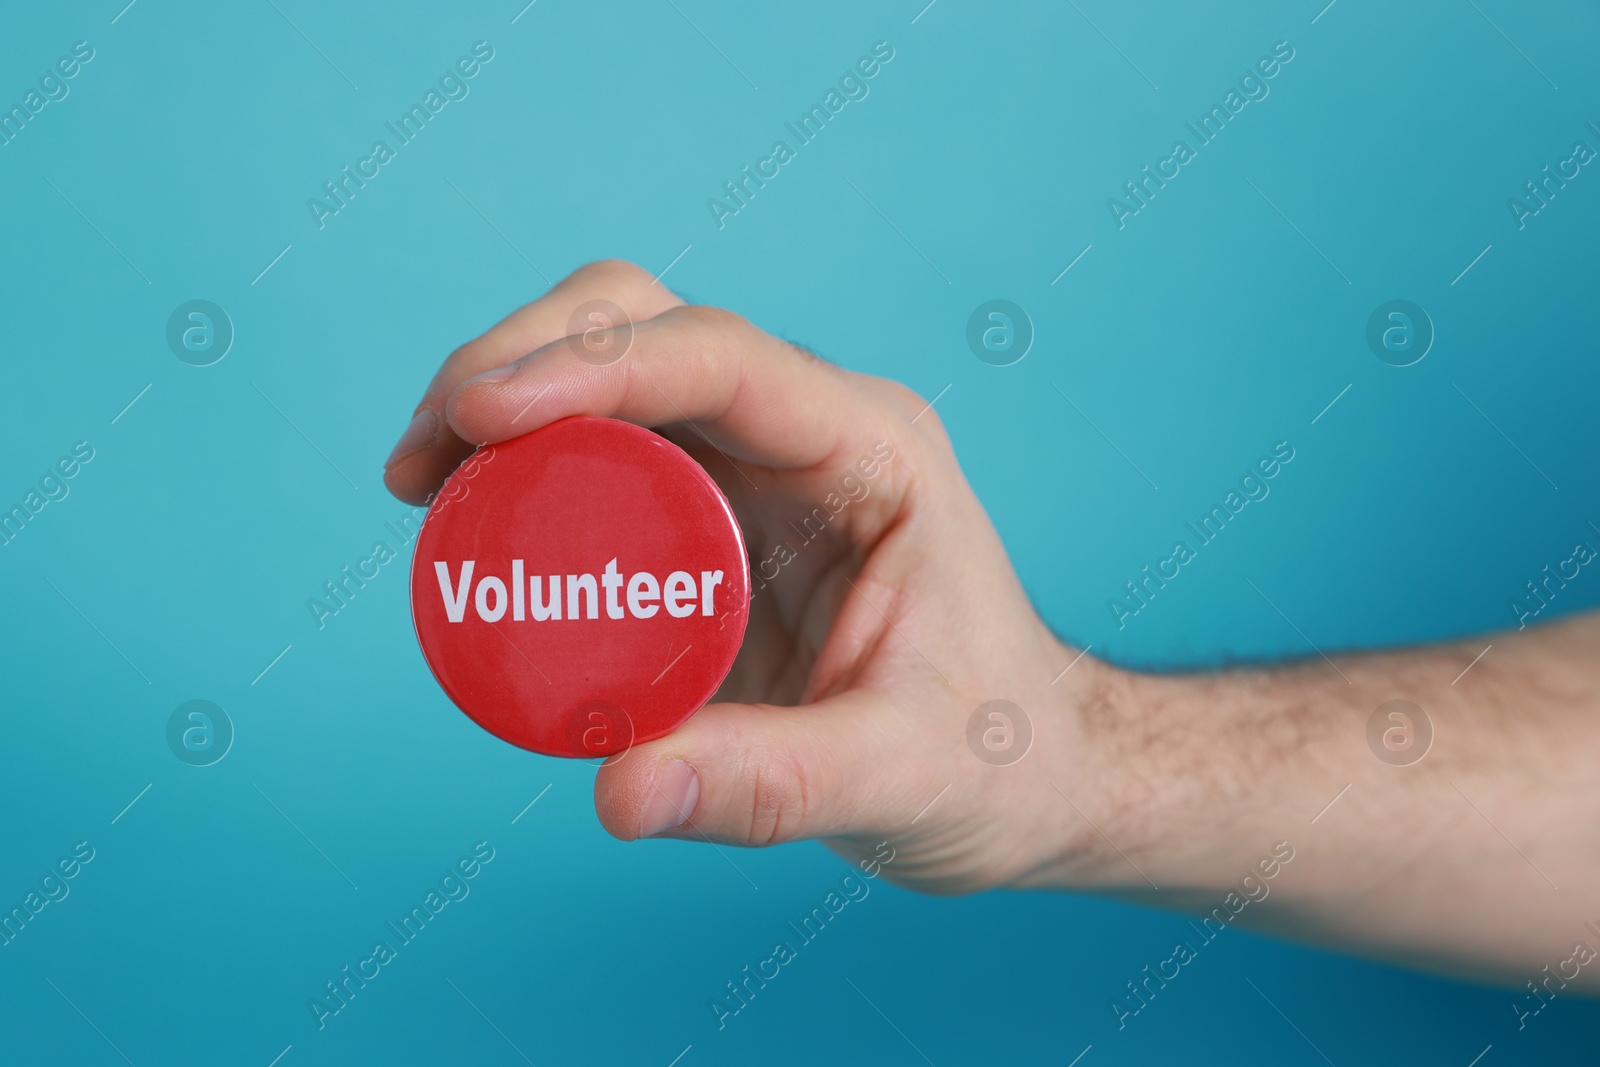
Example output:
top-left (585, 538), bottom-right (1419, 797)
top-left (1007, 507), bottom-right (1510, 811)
top-left (410, 416), bottom-right (750, 757)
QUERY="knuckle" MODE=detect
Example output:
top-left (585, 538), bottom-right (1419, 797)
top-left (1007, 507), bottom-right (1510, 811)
top-left (431, 338), bottom-right (501, 395)
top-left (884, 380), bottom-right (927, 416)
top-left (567, 258), bottom-right (653, 290)
top-left (871, 378), bottom-right (948, 438)
top-left (667, 303), bottom-right (747, 333)
top-left (907, 390), bottom-right (951, 445)
top-left (444, 337), bottom-right (491, 369)
top-left (744, 747), bottom-right (814, 847)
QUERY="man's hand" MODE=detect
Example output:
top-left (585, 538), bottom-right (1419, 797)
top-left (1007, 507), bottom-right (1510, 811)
top-left (383, 260), bottom-right (1111, 895)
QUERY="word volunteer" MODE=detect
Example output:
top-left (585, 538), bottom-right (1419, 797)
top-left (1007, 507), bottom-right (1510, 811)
top-left (433, 559), bottom-right (725, 623)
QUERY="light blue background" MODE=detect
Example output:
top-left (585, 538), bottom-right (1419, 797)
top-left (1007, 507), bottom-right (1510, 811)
top-left (2, 0), bottom-right (1597, 1063)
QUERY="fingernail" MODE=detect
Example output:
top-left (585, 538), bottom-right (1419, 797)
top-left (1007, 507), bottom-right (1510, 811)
top-left (465, 361), bottom-right (521, 387)
top-left (385, 409), bottom-right (437, 470)
top-left (641, 760), bottom-right (699, 837)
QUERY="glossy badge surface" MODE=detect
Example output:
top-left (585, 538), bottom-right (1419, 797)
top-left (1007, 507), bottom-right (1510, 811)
top-left (410, 416), bottom-right (750, 757)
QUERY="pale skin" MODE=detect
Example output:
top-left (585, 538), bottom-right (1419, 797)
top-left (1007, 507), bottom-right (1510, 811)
top-left (384, 260), bottom-right (1600, 993)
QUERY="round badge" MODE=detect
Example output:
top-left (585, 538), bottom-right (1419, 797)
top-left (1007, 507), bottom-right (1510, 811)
top-left (410, 416), bottom-right (750, 758)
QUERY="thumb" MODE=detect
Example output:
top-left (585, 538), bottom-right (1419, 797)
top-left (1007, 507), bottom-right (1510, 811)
top-left (593, 693), bottom-right (903, 846)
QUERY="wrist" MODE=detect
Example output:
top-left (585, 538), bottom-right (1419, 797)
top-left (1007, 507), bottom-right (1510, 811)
top-left (1033, 655), bottom-right (1159, 891)
top-left (1024, 657), bottom-right (1323, 896)
top-left (993, 647), bottom-right (1149, 892)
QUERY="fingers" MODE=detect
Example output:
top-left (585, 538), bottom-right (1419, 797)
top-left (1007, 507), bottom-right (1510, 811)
top-left (446, 303), bottom-right (882, 473)
top-left (593, 693), bottom-right (913, 846)
top-left (384, 260), bottom-right (683, 504)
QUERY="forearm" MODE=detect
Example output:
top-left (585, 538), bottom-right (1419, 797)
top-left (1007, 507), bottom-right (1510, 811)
top-left (1057, 614), bottom-right (1600, 988)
